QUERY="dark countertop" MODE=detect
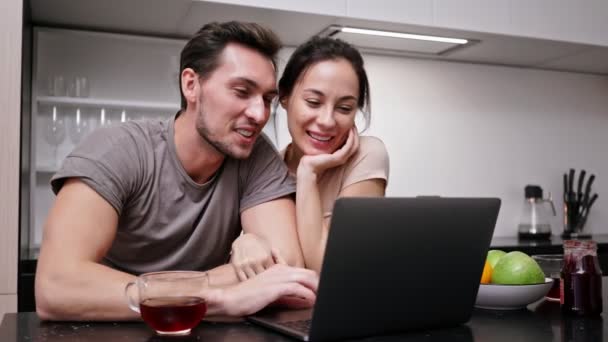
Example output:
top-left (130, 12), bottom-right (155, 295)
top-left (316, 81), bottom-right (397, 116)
top-left (491, 233), bottom-right (608, 251)
top-left (490, 234), bottom-right (608, 273)
top-left (3, 280), bottom-right (607, 342)
top-left (16, 235), bottom-right (608, 313)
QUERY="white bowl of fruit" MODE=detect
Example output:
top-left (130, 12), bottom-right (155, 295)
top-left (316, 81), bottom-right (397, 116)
top-left (475, 250), bottom-right (553, 310)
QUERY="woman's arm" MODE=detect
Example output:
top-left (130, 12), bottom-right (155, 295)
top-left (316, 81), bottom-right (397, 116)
top-left (296, 175), bottom-right (386, 273)
top-left (296, 133), bottom-right (390, 273)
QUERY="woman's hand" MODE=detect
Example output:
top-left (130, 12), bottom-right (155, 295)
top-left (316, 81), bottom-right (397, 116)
top-left (230, 233), bottom-right (287, 281)
top-left (298, 128), bottom-right (360, 177)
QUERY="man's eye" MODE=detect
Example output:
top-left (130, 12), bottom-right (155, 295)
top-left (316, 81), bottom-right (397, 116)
top-left (263, 96), bottom-right (274, 107)
top-left (234, 88), bottom-right (249, 97)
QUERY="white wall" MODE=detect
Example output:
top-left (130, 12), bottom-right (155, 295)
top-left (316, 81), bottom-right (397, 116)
top-left (274, 50), bottom-right (608, 237)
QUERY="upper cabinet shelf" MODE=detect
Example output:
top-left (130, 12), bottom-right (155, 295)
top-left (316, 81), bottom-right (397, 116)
top-left (36, 96), bottom-right (180, 112)
top-left (28, 0), bottom-right (608, 75)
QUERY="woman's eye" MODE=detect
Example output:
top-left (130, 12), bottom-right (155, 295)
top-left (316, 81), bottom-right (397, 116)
top-left (305, 99), bottom-right (320, 107)
top-left (338, 106), bottom-right (354, 113)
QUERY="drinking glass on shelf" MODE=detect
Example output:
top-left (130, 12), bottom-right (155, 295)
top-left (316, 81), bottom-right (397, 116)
top-left (67, 76), bottom-right (89, 98)
top-left (99, 108), bottom-right (115, 127)
top-left (47, 75), bottom-right (66, 97)
top-left (120, 109), bottom-right (132, 123)
top-left (68, 107), bottom-right (91, 144)
top-left (43, 105), bottom-right (66, 167)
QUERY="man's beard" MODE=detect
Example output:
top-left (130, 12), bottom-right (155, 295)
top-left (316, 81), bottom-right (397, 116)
top-left (195, 107), bottom-right (254, 160)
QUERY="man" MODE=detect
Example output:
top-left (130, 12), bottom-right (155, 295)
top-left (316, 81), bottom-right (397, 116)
top-left (35, 21), bottom-right (317, 321)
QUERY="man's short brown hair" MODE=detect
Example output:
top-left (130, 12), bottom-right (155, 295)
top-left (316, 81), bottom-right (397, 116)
top-left (179, 21), bottom-right (282, 109)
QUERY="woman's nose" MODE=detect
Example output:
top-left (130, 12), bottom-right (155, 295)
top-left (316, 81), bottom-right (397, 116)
top-left (316, 107), bottom-right (336, 128)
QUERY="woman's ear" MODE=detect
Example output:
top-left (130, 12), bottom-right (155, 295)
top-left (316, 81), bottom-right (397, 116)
top-left (279, 96), bottom-right (288, 110)
top-left (181, 68), bottom-right (199, 106)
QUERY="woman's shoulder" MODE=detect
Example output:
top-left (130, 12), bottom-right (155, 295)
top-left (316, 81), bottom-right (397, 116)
top-left (343, 135), bottom-right (389, 176)
top-left (330, 135), bottom-right (389, 190)
top-left (357, 135), bottom-right (388, 154)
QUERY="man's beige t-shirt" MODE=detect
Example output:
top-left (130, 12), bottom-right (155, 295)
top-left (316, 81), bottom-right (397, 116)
top-left (282, 136), bottom-right (390, 218)
top-left (51, 116), bottom-right (295, 275)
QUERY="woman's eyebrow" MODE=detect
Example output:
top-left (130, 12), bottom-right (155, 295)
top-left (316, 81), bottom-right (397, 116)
top-left (302, 88), bottom-right (357, 102)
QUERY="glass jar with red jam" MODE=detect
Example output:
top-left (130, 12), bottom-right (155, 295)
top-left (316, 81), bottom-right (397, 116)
top-left (560, 240), bottom-right (603, 316)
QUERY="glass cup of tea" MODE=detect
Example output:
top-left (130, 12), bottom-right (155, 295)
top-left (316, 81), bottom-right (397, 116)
top-left (532, 254), bottom-right (564, 302)
top-left (124, 271), bottom-right (209, 336)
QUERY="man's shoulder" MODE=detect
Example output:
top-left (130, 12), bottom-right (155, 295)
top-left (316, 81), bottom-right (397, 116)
top-left (81, 120), bottom-right (167, 153)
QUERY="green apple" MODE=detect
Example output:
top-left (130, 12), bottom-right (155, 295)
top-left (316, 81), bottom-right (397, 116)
top-left (491, 251), bottom-right (546, 285)
top-left (486, 249), bottom-right (507, 268)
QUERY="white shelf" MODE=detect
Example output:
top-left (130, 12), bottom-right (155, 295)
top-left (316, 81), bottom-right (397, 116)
top-left (35, 164), bottom-right (58, 174)
top-left (37, 96), bottom-right (180, 112)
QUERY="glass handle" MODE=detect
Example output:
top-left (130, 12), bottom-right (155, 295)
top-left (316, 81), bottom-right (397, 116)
top-left (124, 281), bottom-right (140, 313)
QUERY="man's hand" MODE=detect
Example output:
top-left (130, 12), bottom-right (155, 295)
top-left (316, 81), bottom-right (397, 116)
top-left (230, 233), bottom-right (287, 281)
top-left (298, 128), bottom-right (360, 177)
top-left (215, 264), bottom-right (318, 317)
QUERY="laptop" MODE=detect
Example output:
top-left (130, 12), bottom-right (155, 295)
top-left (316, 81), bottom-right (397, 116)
top-left (248, 197), bottom-right (500, 341)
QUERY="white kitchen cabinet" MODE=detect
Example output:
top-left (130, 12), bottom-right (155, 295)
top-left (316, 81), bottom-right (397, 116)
top-left (0, 0), bottom-right (21, 316)
top-left (433, 0), bottom-right (510, 34)
top-left (510, 0), bottom-right (600, 46)
top-left (0, 295), bottom-right (17, 319)
top-left (25, 27), bottom-right (281, 256)
top-left (346, 0), bottom-right (433, 26)
top-left (341, 0), bottom-right (607, 47)
top-left (27, 28), bottom-right (185, 255)
top-left (200, 0), bottom-right (347, 16)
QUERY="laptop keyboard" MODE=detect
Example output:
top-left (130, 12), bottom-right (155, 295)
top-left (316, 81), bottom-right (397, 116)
top-left (281, 319), bottom-right (312, 333)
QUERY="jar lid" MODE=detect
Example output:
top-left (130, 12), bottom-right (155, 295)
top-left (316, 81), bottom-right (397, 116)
top-left (563, 239), bottom-right (597, 250)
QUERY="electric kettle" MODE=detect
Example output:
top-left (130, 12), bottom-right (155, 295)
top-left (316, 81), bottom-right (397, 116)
top-left (518, 185), bottom-right (556, 240)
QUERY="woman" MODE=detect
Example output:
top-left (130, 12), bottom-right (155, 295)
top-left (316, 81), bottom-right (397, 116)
top-left (231, 37), bottom-right (389, 277)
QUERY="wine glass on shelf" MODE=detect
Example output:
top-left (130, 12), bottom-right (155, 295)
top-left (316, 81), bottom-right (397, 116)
top-left (68, 107), bottom-right (91, 145)
top-left (42, 105), bottom-right (66, 168)
top-left (99, 107), bottom-right (115, 127)
top-left (120, 109), bottom-right (132, 123)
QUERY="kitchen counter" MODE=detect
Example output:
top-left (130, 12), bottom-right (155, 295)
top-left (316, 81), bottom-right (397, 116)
top-left (490, 234), bottom-right (608, 272)
top-left (491, 233), bottom-right (608, 250)
top-left (17, 235), bottom-right (608, 313)
top-left (2, 282), bottom-right (607, 342)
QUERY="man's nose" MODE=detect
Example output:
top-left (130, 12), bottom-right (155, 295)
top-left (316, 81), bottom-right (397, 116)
top-left (244, 96), bottom-right (267, 124)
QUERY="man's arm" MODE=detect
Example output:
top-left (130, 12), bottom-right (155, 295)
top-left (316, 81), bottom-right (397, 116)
top-left (35, 178), bottom-right (138, 321)
top-left (36, 179), bottom-right (315, 320)
top-left (240, 197), bottom-right (305, 268)
top-left (36, 179), bottom-right (232, 320)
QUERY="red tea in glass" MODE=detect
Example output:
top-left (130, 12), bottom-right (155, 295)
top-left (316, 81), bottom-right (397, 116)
top-left (546, 277), bottom-right (561, 301)
top-left (125, 271), bottom-right (210, 335)
top-left (140, 296), bottom-right (207, 334)
top-left (532, 254), bottom-right (563, 302)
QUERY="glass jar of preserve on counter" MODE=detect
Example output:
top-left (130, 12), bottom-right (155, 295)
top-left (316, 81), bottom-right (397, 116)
top-left (560, 240), bottom-right (603, 316)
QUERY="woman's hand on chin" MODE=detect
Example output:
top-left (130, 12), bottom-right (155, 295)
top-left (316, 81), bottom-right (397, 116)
top-left (298, 128), bottom-right (359, 177)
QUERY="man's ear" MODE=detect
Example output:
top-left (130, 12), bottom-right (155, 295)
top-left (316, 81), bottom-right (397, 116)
top-left (181, 68), bottom-right (199, 105)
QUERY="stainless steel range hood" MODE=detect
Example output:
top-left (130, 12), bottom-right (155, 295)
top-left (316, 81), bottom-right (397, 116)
top-left (317, 25), bottom-right (479, 57)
